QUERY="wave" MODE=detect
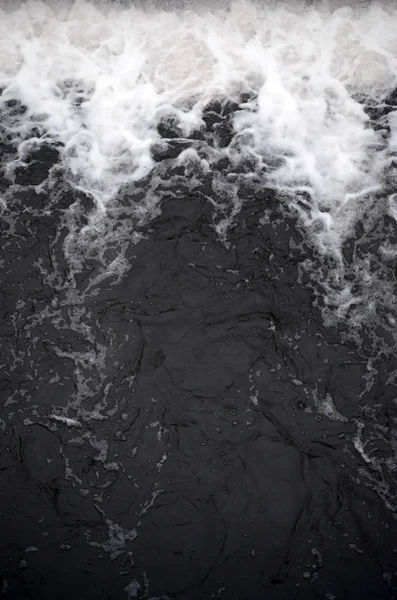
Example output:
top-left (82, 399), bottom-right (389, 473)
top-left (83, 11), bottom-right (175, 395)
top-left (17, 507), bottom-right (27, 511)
top-left (1, 0), bottom-right (397, 332)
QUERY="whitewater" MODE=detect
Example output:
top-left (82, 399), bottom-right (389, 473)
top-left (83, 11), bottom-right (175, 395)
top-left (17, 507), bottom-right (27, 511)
top-left (1, 0), bottom-right (396, 205)
top-left (1, 0), bottom-right (397, 333)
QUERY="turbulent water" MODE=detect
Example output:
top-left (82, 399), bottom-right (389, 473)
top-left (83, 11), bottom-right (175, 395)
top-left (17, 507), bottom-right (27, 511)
top-left (2, 1), bottom-right (397, 322)
top-left (1, 1), bottom-right (397, 598)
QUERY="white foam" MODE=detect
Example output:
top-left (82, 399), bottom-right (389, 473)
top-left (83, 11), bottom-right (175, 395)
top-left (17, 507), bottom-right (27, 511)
top-left (2, 0), bottom-right (397, 323)
top-left (0, 0), bottom-right (396, 214)
top-left (50, 414), bottom-right (82, 427)
top-left (312, 389), bottom-right (348, 422)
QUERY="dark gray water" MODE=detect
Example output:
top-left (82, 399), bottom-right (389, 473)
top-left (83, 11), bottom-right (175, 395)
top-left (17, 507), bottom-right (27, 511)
top-left (1, 1), bottom-right (397, 598)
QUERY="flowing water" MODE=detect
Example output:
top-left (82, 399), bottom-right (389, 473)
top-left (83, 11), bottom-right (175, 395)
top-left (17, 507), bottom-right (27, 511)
top-left (2, 1), bottom-right (397, 319)
top-left (1, 1), bottom-right (397, 598)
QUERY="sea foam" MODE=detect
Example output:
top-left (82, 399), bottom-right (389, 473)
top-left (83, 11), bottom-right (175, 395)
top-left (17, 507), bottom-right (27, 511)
top-left (0, 1), bottom-right (396, 208)
top-left (1, 0), bottom-right (397, 324)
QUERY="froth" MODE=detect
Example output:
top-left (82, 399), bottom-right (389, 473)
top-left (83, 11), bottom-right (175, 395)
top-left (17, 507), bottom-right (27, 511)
top-left (0, 1), bottom-right (396, 209)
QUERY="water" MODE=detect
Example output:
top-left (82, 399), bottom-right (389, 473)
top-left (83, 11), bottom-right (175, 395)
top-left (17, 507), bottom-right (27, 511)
top-left (1, 1), bottom-right (397, 316)
top-left (1, 1), bottom-right (397, 598)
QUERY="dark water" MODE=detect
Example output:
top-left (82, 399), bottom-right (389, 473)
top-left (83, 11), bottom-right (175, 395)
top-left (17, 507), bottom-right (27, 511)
top-left (1, 1), bottom-right (397, 599)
